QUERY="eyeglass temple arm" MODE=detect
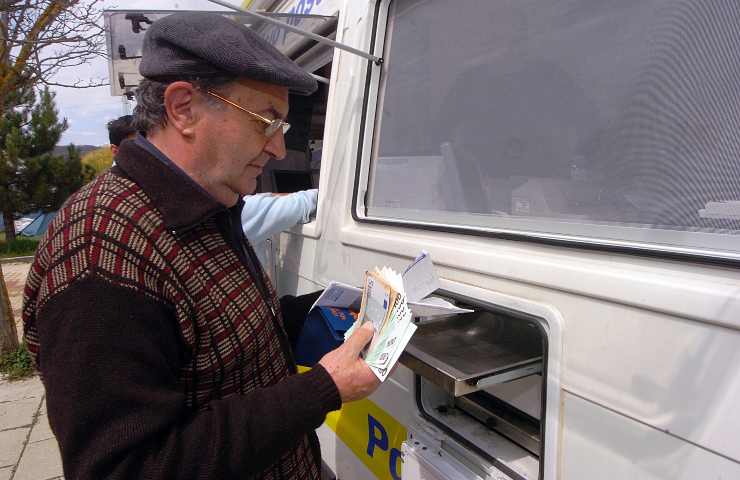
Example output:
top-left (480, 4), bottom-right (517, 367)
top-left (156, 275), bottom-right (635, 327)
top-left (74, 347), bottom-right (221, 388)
top-left (206, 90), bottom-right (274, 125)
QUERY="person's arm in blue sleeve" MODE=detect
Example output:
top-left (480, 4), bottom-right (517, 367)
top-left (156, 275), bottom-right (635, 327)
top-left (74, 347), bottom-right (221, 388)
top-left (241, 189), bottom-right (318, 244)
top-left (242, 189), bottom-right (321, 344)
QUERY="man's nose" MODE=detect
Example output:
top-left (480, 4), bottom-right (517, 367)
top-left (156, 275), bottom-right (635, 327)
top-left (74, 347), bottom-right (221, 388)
top-left (264, 130), bottom-right (287, 160)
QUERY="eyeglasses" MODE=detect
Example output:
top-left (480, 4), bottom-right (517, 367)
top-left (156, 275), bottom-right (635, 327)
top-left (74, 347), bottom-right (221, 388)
top-left (206, 90), bottom-right (291, 137)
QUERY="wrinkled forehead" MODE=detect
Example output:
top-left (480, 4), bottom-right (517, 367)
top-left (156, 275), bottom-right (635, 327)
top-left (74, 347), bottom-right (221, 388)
top-left (229, 77), bottom-right (290, 117)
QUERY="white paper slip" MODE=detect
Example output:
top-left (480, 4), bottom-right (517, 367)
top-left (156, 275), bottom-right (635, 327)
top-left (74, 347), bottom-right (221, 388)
top-left (408, 296), bottom-right (473, 317)
top-left (401, 251), bottom-right (439, 303)
top-left (310, 281), bottom-right (362, 312)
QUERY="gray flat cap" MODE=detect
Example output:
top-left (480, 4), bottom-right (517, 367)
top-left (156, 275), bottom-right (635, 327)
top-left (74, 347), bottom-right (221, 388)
top-left (139, 12), bottom-right (317, 95)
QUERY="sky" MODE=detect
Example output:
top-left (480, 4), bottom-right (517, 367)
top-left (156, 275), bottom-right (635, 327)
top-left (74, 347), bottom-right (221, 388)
top-left (54, 0), bottom-right (233, 146)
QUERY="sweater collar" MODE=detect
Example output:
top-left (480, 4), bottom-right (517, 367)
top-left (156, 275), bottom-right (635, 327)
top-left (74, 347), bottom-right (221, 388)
top-left (114, 134), bottom-right (229, 231)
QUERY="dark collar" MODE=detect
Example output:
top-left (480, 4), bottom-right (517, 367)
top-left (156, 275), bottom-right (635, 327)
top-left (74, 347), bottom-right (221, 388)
top-left (114, 135), bottom-right (228, 231)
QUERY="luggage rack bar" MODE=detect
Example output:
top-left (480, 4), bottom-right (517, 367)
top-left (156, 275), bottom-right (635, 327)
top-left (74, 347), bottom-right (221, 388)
top-left (207, 0), bottom-right (383, 64)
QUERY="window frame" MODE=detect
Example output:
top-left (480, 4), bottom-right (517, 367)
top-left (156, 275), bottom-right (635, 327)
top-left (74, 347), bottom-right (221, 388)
top-left (351, 0), bottom-right (740, 267)
top-left (283, 8), bottom-right (342, 241)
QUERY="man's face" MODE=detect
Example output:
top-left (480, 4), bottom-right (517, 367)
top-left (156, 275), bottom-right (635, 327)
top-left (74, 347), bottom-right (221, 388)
top-left (198, 78), bottom-right (289, 201)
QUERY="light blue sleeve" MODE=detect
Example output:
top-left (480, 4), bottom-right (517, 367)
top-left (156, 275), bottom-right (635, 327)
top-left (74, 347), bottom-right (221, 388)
top-left (241, 189), bottom-right (319, 245)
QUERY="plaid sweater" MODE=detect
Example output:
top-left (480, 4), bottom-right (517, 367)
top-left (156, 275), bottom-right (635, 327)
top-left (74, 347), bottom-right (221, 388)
top-left (22, 137), bottom-right (340, 479)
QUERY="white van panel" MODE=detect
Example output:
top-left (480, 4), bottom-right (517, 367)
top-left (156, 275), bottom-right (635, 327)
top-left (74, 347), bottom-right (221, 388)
top-left (336, 224), bottom-right (740, 329)
top-left (561, 296), bottom-right (740, 461)
top-left (304, 222), bottom-right (740, 460)
top-left (561, 393), bottom-right (740, 479)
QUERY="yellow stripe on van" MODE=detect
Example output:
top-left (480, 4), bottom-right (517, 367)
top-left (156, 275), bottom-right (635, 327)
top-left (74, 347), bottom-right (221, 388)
top-left (298, 366), bottom-right (406, 479)
top-left (241, 0), bottom-right (253, 9)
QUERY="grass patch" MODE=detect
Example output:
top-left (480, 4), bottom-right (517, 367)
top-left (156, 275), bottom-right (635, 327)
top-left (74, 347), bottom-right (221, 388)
top-left (0, 237), bottom-right (39, 259)
top-left (0, 343), bottom-right (35, 381)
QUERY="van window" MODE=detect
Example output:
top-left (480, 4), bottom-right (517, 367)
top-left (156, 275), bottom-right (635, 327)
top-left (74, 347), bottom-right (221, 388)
top-left (365, 0), bottom-right (740, 257)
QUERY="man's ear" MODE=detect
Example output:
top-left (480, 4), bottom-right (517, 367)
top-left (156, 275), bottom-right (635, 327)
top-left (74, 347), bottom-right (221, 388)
top-left (163, 81), bottom-right (199, 138)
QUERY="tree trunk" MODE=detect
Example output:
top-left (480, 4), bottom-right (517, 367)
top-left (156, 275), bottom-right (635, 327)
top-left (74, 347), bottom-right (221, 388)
top-left (0, 265), bottom-right (20, 355)
top-left (2, 209), bottom-right (16, 243)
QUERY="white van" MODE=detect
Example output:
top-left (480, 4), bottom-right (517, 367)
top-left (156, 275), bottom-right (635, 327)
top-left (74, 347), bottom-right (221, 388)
top-left (106, 1), bottom-right (740, 478)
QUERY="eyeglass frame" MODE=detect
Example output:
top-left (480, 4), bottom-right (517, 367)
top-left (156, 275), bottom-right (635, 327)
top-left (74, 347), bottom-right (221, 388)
top-left (205, 90), bottom-right (291, 137)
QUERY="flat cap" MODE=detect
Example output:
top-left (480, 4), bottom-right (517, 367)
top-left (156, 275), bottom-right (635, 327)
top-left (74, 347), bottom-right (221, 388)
top-left (139, 12), bottom-right (317, 95)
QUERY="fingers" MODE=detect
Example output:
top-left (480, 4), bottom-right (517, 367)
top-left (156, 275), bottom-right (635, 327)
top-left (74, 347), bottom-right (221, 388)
top-left (345, 322), bottom-right (375, 357)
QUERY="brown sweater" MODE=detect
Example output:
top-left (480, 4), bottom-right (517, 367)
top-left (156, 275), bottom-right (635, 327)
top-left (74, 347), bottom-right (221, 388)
top-left (22, 136), bottom-right (340, 479)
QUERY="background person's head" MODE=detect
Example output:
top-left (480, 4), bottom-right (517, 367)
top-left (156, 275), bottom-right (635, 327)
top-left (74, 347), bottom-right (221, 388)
top-left (133, 12), bottom-right (316, 206)
top-left (107, 115), bottom-right (136, 155)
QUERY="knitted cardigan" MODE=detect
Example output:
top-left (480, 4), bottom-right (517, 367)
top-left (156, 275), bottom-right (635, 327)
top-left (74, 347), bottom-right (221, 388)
top-left (22, 137), bottom-right (340, 479)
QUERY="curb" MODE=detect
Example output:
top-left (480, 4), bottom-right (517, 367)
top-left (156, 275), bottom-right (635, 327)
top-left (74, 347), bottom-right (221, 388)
top-left (0, 256), bottom-right (35, 264)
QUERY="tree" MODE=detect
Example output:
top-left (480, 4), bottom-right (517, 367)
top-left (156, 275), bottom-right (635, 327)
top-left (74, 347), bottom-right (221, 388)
top-left (81, 145), bottom-right (112, 182)
top-left (0, 84), bottom-right (34, 240)
top-left (24, 88), bottom-right (83, 211)
top-left (1, 87), bottom-right (81, 241)
top-left (1, 0), bottom-right (105, 240)
top-left (0, 1), bottom-right (104, 355)
top-left (0, 88), bottom-right (83, 354)
top-left (0, 2), bottom-right (106, 96)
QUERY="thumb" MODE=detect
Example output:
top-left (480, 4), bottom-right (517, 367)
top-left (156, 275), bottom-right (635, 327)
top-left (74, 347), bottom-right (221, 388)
top-left (346, 322), bottom-right (375, 356)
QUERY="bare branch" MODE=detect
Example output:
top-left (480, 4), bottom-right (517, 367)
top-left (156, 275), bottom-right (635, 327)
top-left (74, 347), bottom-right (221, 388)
top-left (0, 35), bottom-right (85, 44)
top-left (5, 2), bottom-right (67, 86)
top-left (0, 0), bottom-right (107, 106)
top-left (9, 1), bottom-right (33, 42)
top-left (39, 77), bottom-right (108, 88)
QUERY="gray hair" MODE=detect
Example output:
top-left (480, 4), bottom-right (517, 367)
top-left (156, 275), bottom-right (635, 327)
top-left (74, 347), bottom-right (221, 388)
top-left (133, 76), bottom-right (235, 134)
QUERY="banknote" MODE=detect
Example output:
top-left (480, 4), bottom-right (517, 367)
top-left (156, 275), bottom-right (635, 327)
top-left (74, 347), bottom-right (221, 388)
top-left (347, 268), bottom-right (416, 381)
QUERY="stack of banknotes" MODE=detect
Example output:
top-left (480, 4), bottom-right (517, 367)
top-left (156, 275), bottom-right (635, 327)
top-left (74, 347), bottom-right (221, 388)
top-left (310, 252), bottom-right (472, 381)
top-left (344, 267), bottom-right (417, 381)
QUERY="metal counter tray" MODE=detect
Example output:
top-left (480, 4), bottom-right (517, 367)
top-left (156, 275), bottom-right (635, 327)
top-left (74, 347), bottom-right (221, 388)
top-left (400, 311), bottom-right (542, 397)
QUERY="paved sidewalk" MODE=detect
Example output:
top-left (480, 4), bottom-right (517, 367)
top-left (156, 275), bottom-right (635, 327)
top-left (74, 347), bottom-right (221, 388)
top-left (1, 262), bottom-right (64, 480)
top-left (0, 377), bottom-right (63, 480)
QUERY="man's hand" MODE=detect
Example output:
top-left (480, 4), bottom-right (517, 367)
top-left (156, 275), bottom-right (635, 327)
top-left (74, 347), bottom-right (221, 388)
top-left (319, 322), bottom-right (380, 403)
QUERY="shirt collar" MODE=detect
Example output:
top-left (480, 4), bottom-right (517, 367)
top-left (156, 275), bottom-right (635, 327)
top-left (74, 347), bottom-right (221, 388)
top-left (114, 134), bottom-right (228, 231)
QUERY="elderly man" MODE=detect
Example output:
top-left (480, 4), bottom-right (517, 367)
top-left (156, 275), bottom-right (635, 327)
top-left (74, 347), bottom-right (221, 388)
top-left (23, 12), bottom-right (378, 480)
